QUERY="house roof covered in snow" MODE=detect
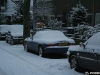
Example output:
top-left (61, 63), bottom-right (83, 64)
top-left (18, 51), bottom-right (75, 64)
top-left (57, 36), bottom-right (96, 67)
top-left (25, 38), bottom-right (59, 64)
top-left (2, 0), bottom-right (17, 16)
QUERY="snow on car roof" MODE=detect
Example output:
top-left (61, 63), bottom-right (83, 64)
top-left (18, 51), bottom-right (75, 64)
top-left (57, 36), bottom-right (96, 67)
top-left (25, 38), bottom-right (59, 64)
top-left (9, 25), bottom-right (23, 33)
top-left (0, 25), bottom-right (10, 33)
top-left (34, 30), bottom-right (67, 38)
top-left (32, 30), bottom-right (75, 44)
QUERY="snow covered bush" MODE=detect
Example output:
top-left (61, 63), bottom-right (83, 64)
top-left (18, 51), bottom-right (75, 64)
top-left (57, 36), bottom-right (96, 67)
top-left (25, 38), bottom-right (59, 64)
top-left (69, 2), bottom-right (88, 27)
top-left (75, 24), bottom-right (100, 40)
top-left (11, 0), bottom-right (23, 24)
top-left (12, 13), bottom-right (23, 24)
top-left (0, 14), bottom-right (6, 24)
top-left (48, 19), bottom-right (62, 29)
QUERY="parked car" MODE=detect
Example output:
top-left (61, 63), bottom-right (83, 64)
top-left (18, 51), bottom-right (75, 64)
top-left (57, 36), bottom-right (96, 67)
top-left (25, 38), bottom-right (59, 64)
top-left (24, 30), bottom-right (75, 57)
top-left (65, 27), bottom-right (75, 39)
top-left (0, 25), bottom-right (10, 39)
top-left (67, 32), bottom-right (100, 71)
top-left (5, 25), bottom-right (23, 45)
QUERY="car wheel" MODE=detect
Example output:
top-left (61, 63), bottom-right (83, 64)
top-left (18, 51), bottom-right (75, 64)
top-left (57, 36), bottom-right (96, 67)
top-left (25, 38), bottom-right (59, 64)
top-left (10, 40), bottom-right (14, 45)
top-left (70, 55), bottom-right (79, 70)
top-left (24, 42), bottom-right (30, 52)
top-left (38, 46), bottom-right (44, 57)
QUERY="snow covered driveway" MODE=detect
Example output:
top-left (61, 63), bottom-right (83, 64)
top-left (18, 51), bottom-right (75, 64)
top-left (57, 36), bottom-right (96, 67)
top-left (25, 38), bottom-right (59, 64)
top-left (0, 41), bottom-right (83, 75)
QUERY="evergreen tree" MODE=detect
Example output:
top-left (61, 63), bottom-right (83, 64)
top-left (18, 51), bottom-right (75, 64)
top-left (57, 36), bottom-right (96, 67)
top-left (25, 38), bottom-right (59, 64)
top-left (69, 2), bottom-right (88, 27)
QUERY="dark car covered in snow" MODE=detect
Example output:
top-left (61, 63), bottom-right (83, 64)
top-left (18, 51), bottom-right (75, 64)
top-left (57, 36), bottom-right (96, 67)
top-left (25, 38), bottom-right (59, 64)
top-left (67, 32), bottom-right (100, 71)
top-left (5, 25), bottom-right (23, 45)
top-left (24, 30), bottom-right (75, 57)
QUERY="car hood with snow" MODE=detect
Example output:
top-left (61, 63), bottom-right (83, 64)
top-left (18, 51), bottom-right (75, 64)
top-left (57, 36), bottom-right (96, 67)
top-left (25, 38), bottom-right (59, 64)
top-left (67, 32), bottom-right (100, 55)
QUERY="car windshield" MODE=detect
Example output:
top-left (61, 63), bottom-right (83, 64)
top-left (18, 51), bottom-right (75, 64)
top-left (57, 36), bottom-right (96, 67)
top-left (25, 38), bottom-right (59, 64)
top-left (85, 32), bottom-right (100, 46)
top-left (33, 30), bottom-right (67, 39)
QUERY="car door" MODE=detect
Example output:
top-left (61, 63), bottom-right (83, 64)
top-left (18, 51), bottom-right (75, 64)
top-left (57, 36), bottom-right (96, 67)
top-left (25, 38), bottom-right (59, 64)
top-left (97, 49), bottom-right (100, 70)
top-left (31, 39), bottom-right (38, 51)
top-left (78, 45), bottom-right (98, 69)
top-left (27, 37), bottom-right (38, 52)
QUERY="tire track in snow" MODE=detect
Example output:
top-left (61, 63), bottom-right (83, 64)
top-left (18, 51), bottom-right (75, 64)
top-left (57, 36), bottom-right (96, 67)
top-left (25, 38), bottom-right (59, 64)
top-left (0, 68), bottom-right (6, 75)
top-left (0, 46), bottom-right (54, 75)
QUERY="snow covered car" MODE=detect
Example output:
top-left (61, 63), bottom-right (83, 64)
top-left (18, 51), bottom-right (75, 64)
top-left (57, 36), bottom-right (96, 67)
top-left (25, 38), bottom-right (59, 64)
top-left (67, 32), bottom-right (100, 71)
top-left (0, 25), bottom-right (10, 39)
top-left (24, 30), bottom-right (75, 57)
top-left (5, 25), bottom-right (23, 45)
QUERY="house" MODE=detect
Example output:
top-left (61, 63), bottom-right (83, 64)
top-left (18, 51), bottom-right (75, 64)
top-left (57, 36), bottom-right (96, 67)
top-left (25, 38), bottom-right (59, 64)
top-left (34, 0), bottom-right (100, 27)
top-left (0, 0), bottom-right (7, 12)
top-left (0, 0), bottom-right (17, 24)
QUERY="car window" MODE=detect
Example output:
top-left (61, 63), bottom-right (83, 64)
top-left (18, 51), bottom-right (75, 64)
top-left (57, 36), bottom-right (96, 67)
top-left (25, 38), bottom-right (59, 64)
top-left (41, 31), bottom-right (66, 39)
top-left (33, 31), bottom-right (42, 38)
top-left (33, 30), bottom-right (67, 39)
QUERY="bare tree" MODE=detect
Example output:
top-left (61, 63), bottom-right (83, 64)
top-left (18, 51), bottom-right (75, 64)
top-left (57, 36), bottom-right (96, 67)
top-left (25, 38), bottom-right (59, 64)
top-left (23, 0), bottom-right (31, 41)
top-left (34, 0), bottom-right (54, 25)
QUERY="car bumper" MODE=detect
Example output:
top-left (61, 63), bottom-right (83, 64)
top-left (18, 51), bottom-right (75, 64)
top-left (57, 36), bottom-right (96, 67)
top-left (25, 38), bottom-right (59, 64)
top-left (13, 39), bottom-right (23, 44)
top-left (44, 46), bottom-right (69, 53)
top-left (0, 33), bottom-right (5, 38)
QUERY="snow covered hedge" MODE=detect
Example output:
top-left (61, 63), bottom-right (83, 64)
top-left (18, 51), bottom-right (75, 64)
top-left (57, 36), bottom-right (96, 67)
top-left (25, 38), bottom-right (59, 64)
top-left (75, 24), bottom-right (100, 41)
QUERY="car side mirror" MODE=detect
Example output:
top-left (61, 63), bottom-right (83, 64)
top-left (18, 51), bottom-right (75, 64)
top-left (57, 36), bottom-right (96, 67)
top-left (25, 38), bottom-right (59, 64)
top-left (8, 31), bottom-right (11, 33)
top-left (30, 34), bottom-right (33, 40)
top-left (80, 42), bottom-right (85, 49)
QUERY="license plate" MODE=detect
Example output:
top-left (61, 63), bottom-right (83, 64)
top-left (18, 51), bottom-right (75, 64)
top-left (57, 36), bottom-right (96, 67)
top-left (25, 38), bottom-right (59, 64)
top-left (59, 43), bottom-right (68, 46)
top-left (20, 40), bottom-right (23, 43)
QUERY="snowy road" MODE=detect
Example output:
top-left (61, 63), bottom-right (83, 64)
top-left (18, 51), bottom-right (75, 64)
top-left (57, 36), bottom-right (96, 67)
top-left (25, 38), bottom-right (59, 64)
top-left (0, 41), bottom-right (84, 75)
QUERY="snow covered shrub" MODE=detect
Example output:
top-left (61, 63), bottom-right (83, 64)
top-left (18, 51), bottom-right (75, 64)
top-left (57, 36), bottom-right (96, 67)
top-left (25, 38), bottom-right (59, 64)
top-left (75, 24), bottom-right (100, 40)
top-left (12, 13), bottom-right (23, 24)
top-left (0, 14), bottom-right (6, 24)
top-left (48, 19), bottom-right (62, 29)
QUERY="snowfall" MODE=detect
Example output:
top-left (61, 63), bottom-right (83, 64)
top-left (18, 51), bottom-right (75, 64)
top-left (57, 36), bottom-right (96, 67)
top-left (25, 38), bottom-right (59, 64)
top-left (0, 41), bottom-right (84, 75)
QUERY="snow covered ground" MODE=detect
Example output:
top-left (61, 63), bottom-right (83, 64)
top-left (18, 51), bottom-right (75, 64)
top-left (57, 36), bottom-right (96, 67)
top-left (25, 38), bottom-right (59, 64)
top-left (0, 41), bottom-right (84, 75)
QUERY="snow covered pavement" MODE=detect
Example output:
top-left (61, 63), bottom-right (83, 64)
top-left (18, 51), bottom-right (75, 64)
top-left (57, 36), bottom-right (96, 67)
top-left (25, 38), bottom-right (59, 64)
top-left (0, 41), bottom-right (84, 75)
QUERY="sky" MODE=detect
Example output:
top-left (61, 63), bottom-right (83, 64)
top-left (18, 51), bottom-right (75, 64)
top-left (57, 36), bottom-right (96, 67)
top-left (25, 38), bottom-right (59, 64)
top-left (30, 0), bottom-right (33, 6)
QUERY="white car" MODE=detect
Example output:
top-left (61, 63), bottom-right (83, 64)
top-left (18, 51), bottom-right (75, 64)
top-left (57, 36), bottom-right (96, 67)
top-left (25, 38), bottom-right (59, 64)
top-left (5, 25), bottom-right (23, 45)
top-left (24, 30), bottom-right (75, 57)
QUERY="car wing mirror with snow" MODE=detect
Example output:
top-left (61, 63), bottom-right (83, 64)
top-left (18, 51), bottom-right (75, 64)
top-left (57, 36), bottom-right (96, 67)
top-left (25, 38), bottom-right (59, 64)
top-left (80, 42), bottom-right (85, 49)
top-left (30, 34), bottom-right (33, 40)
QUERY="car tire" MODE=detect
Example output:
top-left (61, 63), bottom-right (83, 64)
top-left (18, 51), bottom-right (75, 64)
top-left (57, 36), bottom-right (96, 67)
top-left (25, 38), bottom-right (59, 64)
top-left (24, 42), bottom-right (30, 52)
top-left (10, 40), bottom-right (14, 45)
top-left (6, 37), bottom-right (8, 43)
top-left (70, 55), bottom-right (79, 71)
top-left (38, 46), bottom-right (44, 57)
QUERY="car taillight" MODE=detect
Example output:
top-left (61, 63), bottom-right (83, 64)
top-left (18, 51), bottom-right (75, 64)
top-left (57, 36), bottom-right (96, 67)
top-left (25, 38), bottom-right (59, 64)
top-left (46, 44), bottom-right (55, 46)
